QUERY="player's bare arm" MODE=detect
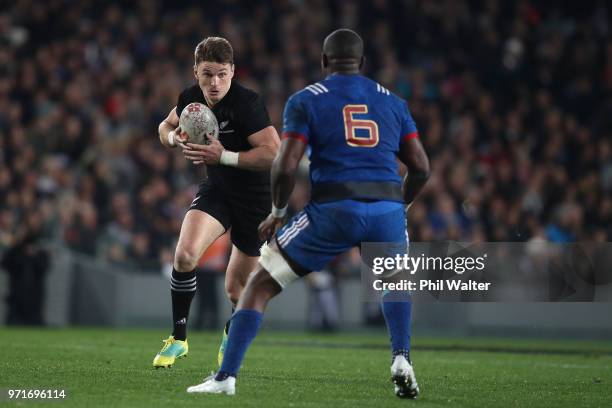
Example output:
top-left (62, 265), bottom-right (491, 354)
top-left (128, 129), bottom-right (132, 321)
top-left (240, 126), bottom-right (281, 170)
top-left (158, 107), bottom-right (188, 148)
top-left (258, 137), bottom-right (306, 240)
top-left (398, 137), bottom-right (430, 206)
top-left (182, 125), bottom-right (280, 170)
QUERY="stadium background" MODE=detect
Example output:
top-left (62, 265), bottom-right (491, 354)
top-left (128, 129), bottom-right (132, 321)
top-left (1, 1), bottom-right (611, 335)
top-left (1, 2), bottom-right (611, 407)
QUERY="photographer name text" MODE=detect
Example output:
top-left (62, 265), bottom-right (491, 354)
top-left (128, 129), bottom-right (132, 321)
top-left (373, 279), bottom-right (491, 291)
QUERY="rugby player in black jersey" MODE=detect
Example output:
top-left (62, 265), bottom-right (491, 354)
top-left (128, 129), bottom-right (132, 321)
top-left (153, 37), bottom-right (280, 368)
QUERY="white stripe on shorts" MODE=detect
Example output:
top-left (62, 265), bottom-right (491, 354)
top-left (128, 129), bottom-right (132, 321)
top-left (277, 213), bottom-right (307, 242)
top-left (277, 213), bottom-right (309, 246)
top-left (278, 217), bottom-right (310, 247)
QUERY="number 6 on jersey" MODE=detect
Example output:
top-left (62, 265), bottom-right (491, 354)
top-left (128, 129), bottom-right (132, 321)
top-left (343, 104), bottom-right (379, 147)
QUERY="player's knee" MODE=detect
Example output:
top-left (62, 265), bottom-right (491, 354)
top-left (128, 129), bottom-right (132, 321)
top-left (233, 268), bottom-right (280, 312)
top-left (245, 268), bottom-right (281, 302)
top-left (224, 280), bottom-right (243, 305)
top-left (174, 247), bottom-right (199, 272)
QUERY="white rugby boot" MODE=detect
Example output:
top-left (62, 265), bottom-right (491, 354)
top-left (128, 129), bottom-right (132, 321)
top-left (391, 355), bottom-right (419, 399)
top-left (187, 373), bottom-right (236, 395)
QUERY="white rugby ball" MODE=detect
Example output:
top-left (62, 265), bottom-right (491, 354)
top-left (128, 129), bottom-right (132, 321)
top-left (179, 102), bottom-right (219, 145)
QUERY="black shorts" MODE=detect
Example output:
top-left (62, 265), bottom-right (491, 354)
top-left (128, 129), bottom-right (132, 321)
top-left (189, 183), bottom-right (270, 256)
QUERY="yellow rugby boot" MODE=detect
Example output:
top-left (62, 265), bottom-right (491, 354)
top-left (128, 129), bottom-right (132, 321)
top-left (153, 336), bottom-right (188, 368)
top-left (217, 326), bottom-right (229, 367)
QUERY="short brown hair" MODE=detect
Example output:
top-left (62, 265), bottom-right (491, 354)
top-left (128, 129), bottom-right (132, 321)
top-left (194, 37), bottom-right (234, 65)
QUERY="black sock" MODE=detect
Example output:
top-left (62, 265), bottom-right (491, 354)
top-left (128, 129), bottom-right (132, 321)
top-left (171, 269), bottom-right (196, 341)
top-left (224, 305), bottom-right (236, 335)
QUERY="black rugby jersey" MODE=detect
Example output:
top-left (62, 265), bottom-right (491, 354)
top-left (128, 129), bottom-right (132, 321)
top-left (176, 81), bottom-right (272, 196)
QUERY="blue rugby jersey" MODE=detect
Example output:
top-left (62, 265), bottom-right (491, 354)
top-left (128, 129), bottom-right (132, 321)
top-left (282, 74), bottom-right (419, 188)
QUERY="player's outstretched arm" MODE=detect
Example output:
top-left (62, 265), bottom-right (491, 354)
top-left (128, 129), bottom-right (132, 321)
top-left (158, 107), bottom-right (188, 148)
top-left (271, 137), bottom-right (306, 209)
top-left (257, 137), bottom-right (306, 240)
top-left (398, 137), bottom-right (430, 206)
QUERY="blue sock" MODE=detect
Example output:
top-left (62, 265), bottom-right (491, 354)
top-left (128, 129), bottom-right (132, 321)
top-left (216, 309), bottom-right (263, 379)
top-left (381, 290), bottom-right (412, 362)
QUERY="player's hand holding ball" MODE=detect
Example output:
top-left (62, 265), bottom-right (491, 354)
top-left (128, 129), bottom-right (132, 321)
top-left (182, 137), bottom-right (224, 166)
top-left (169, 126), bottom-right (189, 149)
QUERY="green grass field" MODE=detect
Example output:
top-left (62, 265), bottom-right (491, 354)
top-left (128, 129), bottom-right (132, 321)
top-left (0, 328), bottom-right (610, 407)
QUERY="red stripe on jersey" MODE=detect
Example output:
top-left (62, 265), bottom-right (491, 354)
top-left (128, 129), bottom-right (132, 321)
top-left (282, 131), bottom-right (308, 144)
top-left (401, 132), bottom-right (419, 143)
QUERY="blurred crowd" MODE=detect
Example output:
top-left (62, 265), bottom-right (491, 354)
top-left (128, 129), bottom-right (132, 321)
top-left (1, 0), bottom-right (611, 276)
